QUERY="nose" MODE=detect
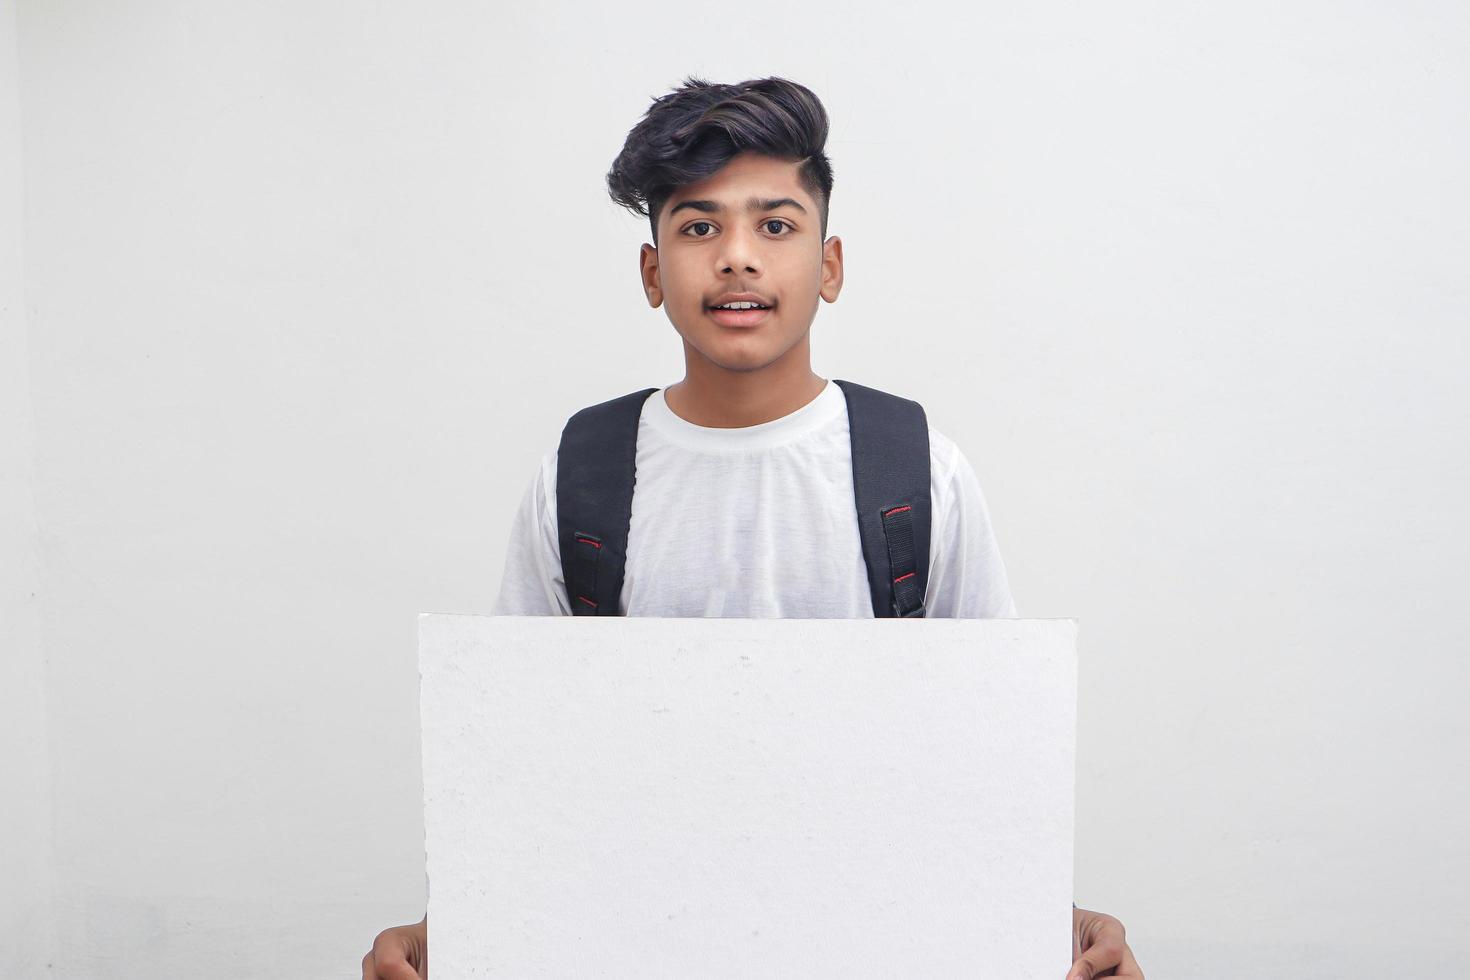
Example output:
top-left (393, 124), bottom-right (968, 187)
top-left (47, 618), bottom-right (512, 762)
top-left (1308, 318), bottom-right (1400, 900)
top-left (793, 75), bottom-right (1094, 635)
top-left (717, 224), bottom-right (761, 275)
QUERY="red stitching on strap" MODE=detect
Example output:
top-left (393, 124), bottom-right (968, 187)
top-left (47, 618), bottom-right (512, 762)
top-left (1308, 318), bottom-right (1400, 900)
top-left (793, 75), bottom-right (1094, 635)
top-left (893, 571), bottom-right (915, 584)
top-left (884, 505), bottom-right (911, 517)
top-left (577, 595), bottom-right (597, 608)
top-left (576, 536), bottom-right (602, 549)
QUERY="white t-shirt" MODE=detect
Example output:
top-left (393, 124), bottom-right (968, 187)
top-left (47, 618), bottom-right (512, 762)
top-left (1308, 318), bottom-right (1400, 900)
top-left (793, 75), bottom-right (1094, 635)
top-left (492, 379), bottom-right (1018, 619)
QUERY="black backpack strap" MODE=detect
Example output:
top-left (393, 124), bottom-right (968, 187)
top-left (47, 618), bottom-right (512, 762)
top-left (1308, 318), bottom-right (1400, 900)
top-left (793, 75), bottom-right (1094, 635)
top-left (833, 379), bottom-right (932, 618)
top-left (555, 387), bottom-right (659, 615)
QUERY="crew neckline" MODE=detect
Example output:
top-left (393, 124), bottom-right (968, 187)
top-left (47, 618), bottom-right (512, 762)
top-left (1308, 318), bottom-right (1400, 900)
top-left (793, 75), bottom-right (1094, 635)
top-left (644, 379), bottom-right (844, 452)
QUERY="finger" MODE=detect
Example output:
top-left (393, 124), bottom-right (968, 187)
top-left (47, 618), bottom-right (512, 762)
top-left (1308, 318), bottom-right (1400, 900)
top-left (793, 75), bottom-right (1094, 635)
top-left (1066, 938), bottom-right (1125, 980)
top-left (1117, 943), bottom-right (1144, 979)
top-left (371, 955), bottom-right (422, 980)
top-left (369, 931), bottom-right (422, 980)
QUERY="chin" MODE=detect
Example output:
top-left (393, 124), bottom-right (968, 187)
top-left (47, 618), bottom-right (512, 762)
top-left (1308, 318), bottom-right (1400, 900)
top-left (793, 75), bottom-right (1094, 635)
top-left (717, 358), bottom-right (780, 374)
top-left (694, 343), bottom-right (783, 374)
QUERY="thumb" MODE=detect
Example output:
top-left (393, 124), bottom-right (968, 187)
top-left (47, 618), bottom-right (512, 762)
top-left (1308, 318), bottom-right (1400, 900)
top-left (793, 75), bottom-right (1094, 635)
top-left (1066, 937), bottom-right (1124, 980)
top-left (369, 928), bottom-right (425, 980)
top-left (376, 963), bottom-right (420, 980)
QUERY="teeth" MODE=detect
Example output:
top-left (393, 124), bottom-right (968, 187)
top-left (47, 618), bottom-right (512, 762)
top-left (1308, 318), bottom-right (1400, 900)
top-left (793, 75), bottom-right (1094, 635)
top-left (713, 301), bottom-right (767, 310)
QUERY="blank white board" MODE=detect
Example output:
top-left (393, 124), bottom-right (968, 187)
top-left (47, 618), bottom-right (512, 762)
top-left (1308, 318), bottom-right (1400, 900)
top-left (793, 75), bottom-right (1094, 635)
top-left (419, 614), bottom-right (1077, 978)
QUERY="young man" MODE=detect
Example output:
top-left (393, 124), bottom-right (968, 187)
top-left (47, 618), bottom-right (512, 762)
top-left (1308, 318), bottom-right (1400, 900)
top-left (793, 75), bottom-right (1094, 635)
top-left (364, 76), bottom-right (1143, 980)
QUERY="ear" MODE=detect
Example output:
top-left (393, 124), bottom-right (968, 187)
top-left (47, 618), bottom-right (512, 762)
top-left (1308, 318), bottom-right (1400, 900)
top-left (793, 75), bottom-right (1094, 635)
top-left (640, 242), bottom-right (662, 308)
top-left (820, 235), bottom-right (844, 303)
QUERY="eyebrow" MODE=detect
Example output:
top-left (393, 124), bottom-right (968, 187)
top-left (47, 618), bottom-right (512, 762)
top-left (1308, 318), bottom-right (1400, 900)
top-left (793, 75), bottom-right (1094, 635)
top-left (668, 195), bottom-right (809, 218)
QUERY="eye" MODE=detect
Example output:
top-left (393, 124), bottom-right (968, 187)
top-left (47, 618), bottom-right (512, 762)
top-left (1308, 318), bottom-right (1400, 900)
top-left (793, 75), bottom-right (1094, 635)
top-left (680, 219), bottom-right (795, 238)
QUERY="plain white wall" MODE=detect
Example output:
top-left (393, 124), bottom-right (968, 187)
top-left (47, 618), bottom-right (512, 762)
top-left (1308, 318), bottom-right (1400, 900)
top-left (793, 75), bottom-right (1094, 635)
top-left (1, 0), bottom-right (54, 974)
top-left (6, 1), bottom-right (1468, 976)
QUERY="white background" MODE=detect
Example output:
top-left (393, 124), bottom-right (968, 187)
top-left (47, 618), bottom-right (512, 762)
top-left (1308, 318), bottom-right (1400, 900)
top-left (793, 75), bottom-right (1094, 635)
top-left (3, 1), bottom-right (1467, 977)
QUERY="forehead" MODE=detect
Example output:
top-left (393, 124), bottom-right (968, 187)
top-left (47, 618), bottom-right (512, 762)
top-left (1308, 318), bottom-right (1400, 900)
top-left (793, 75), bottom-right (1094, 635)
top-left (663, 152), bottom-right (811, 212)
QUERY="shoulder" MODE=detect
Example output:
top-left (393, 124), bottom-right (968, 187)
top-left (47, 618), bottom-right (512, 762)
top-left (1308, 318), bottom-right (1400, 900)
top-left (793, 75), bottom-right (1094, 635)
top-left (924, 423), bottom-right (1003, 536)
top-left (516, 449), bottom-right (559, 525)
top-left (925, 425), bottom-right (972, 508)
top-left (835, 380), bottom-right (966, 483)
top-left (926, 425), bottom-right (966, 482)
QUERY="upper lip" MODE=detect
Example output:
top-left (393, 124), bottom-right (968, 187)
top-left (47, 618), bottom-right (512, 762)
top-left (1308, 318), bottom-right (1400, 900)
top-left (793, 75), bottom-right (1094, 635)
top-left (707, 292), bottom-right (774, 309)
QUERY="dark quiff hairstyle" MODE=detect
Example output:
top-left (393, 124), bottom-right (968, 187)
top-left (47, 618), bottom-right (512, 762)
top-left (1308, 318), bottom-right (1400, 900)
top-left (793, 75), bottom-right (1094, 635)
top-left (606, 75), bottom-right (834, 246)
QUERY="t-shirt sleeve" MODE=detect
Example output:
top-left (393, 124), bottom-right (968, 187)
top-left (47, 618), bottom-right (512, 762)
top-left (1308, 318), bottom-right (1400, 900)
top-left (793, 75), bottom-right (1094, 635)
top-left (924, 432), bottom-right (1019, 618)
top-left (492, 451), bottom-right (572, 616)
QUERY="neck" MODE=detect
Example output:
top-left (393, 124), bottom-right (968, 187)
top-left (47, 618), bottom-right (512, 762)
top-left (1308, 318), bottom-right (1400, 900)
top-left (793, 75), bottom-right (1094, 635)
top-left (665, 335), bottom-right (826, 428)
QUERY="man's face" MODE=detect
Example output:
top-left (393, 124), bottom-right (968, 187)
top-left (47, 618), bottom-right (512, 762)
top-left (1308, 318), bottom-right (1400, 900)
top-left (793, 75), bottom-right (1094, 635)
top-left (640, 151), bottom-right (843, 374)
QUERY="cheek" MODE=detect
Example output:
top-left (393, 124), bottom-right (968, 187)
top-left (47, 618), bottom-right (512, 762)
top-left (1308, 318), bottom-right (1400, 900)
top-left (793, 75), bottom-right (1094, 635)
top-left (786, 252), bottom-right (823, 289)
top-left (661, 268), bottom-right (704, 308)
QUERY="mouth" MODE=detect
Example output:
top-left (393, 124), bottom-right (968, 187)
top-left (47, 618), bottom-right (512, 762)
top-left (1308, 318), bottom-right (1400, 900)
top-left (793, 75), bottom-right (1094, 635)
top-left (706, 302), bottom-right (775, 328)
